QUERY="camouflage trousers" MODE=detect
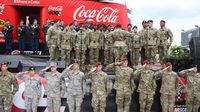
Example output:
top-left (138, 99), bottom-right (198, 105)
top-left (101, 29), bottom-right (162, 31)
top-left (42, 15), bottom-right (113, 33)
top-left (113, 46), bottom-right (128, 62)
top-left (116, 90), bottom-right (132, 112)
top-left (158, 45), bottom-right (169, 61)
top-left (25, 96), bottom-right (39, 112)
top-left (61, 49), bottom-right (71, 65)
top-left (92, 93), bottom-right (106, 112)
top-left (0, 95), bottom-right (13, 111)
top-left (144, 46), bottom-right (156, 64)
top-left (47, 96), bottom-right (61, 112)
top-left (130, 48), bottom-right (141, 66)
top-left (186, 94), bottom-right (200, 112)
top-left (104, 48), bottom-right (113, 65)
top-left (67, 93), bottom-right (83, 112)
top-left (75, 49), bottom-right (86, 69)
top-left (49, 46), bottom-right (59, 61)
top-left (89, 48), bottom-right (100, 65)
top-left (139, 93), bottom-right (153, 112)
top-left (160, 94), bottom-right (175, 112)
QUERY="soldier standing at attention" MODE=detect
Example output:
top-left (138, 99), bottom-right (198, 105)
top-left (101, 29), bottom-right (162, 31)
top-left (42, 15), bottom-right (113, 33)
top-left (17, 19), bottom-right (26, 52)
top-left (134, 60), bottom-right (156, 112)
top-left (62, 60), bottom-right (86, 112)
top-left (46, 20), bottom-right (62, 61)
top-left (106, 58), bottom-right (135, 112)
top-left (127, 23), bottom-right (133, 33)
top-left (0, 62), bottom-right (19, 112)
top-left (59, 26), bottom-right (73, 65)
top-left (42, 19), bottom-right (52, 55)
top-left (39, 62), bottom-right (65, 112)
top-left (85, 62), bottom-right (111, 112)
top-left (2, 20), bottom-right (14, 54)
top-left (179, 66), bottom-right (200, 112)
top-left (154, 62), bottom-right (178, 112)
top-left (106, 24), bottom-right (130, 62)
top-left (145, 20), bottom-right (159, 64)
top-left (74, 26), bottom-right (89, 70)
top-left (30, 19), bottom-right (40, 54)
top-left (88, 24), bottom-right (104, 65)
top-left (17, 67), bottom-right (42, 112)
top-left (158, 20), bottom-right (173, 61)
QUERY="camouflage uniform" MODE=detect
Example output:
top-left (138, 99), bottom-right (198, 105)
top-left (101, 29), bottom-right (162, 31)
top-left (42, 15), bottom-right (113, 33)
top-left (107, 62), bottom-right (135, 112)
top-left (62, 68), bottom-right (85, 112)
top-left (88, 30), bottom-right (104, 65)
top-left (59, 27), bottom-right (73, 65)
top-left (155, 69), bottom-right (178, 112)
top-left (104, 30), bottom-right (114, 65)
top-left (157, 27), bottom-right (173, 60)
top-left (128, 32), bottom-right (142, 66)
top-left (179, 69), bottom-right (200, 112)
top-left (17, 72), bottom-right (42, 112)
top-left (0, 71), bottom-right (19, 112)
top-left (46, 25), bottom-right (61, 61)
top-left (134, 68), bottom-right (156, 112)
top-left (145, 27), bottom-right (159, 64)
top-left (107, 28), bottom-right (129, 62)
top-left (84, 68), bottom-right (111, 112)
top-left (39, 71), bottom-right (64, 112)
top-left (74, 30), bottom-right (89, 68)
top-left (138, 28), bottom-right (147, 63)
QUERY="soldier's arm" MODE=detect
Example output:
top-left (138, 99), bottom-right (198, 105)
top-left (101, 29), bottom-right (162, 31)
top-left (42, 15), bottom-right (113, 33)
top-left (39, 67), bottom-right (50, 77)
top-left (60, 75), bottom-right (67, 97)
top-left (11, 74), bottom-right (19, 95)
top-left (46, 27), bottom-right (52, 45)
top-left (81, 72), bottom-right (87, 95)
top-left (133, 68), bottom-right (143, 79)
top-left (84, 67), bottom-right (96, 79)
top-left (37, 80), bottom-right (42, 98)
top-left (168, 28), bottom-right (173, 44)
top-left (179, 69), bottom-right (191, 77)
top-left (62, 64), bottom-right (73, 78)
top-left (106, 62), bottom-right (121, 69)
top-left (16, 71), bottom-right (28, 81)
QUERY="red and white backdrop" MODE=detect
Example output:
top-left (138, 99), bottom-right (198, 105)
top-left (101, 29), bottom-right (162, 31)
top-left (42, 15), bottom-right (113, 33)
top-left (0, 0), bottom-right (129, 43)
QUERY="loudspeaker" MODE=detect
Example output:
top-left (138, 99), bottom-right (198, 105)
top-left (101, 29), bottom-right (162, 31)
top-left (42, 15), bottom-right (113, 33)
top-left (1, 61), bottom-right (23, 73)
top-left (46, 61), bottom-right (66, 72)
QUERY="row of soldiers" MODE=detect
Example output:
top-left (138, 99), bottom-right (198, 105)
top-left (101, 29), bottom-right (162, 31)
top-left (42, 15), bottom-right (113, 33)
top-left (45, 19), bottom-right (173, 68)
top-left (0, 59), bottom-right (200, 112)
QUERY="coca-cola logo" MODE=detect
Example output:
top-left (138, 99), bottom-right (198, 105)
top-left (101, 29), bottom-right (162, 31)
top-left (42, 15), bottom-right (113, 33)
top-left (0, 4), bottom-right (5, 15)
top-left (48, 5), bottom-right (63, 16)
top-left (73, 5), bottom-right (119, 23)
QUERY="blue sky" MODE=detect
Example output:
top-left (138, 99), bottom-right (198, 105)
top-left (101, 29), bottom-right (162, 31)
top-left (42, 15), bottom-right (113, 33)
top-left (126, 0), bottom-right (200, 45)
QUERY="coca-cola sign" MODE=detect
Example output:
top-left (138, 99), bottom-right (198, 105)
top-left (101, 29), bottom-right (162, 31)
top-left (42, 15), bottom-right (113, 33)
top-left (48, 5), bottom-right (63, 16)
top-left (73, 5), bottom-right (119, 23)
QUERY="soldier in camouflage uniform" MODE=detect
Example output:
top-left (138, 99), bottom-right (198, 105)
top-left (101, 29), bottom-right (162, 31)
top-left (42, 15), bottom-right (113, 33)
top-left (127, 23), bottom-right (133, 33)
top-left (179, 67), bottom-right (200, 112)
top-left (106, 24), bottom-right (130, 62)
top-left (0, 62), bottom-right (19, 112)
top-left (154, 62), bottom-right (178, 112)
top-left (104, 24), bottom-right (114, 65)
top-left (138, 20), bottom-right (148, 63)
top-left (62, 60), bottom-right (85, 112)
top-left (145, 20), bottom-right (159, 64)
top-left (106, 58), bottom-right (135, 112)
top-left (128, 26), bottom-right (142, 66)
top-left (59, 26), bottom-right (73, 65)
top-left (88, 25), bottom-right (104, 65)
top-left (17, 67), bottom-right (42, 112)
top-left (39, 62), bottom-right (65, 112)
top-left (84, 62), bottom-right (111, 112)
top-left (74, 26), bottom-right (89, 69)
top-left (46, 20), bottom-right (62, 61)
top-left (158, 20), bottom-right (173, 61)
top-left (134, 60), bottom-right (156, 112)
top-left (42, 19), bottom-right (52, 55)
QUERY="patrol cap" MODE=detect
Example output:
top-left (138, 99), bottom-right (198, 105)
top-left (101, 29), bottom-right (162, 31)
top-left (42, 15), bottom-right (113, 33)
top-left (148, 20), bottom-right (153, 23)
top-left (28, 67), bottom-right (36, 71)
top-left (95, 62), bottom-right (102, 67)
top-left (1, 62), bottom-right (9, 66)
top-left (133, 25), bottom-right (138, 29)
top-left (165, 62), bottom-right (172, 67)
top-left (160, 20), bottom-right (166, 23)
top-left (50, 62), bottom-right (57, 67)
top-left (143, 60), bottom-right (150, 65)
top-left (71, 59), bottom-right (79, 64)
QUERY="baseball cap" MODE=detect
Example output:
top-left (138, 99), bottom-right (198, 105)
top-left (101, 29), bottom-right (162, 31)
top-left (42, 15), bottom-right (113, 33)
top-left (28, 67), bottom-right (36, 71)
top-left (50, 62), bottom-right (57, 67)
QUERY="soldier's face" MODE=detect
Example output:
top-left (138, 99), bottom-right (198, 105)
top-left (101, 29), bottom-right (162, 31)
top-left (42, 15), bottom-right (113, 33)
top-left (128, 26), bottom-right (132, 30)
top-left (50, 66), bottom-right (57, 72)
top-left (122, 60), bottom-right (128, 66)
top-left (29, 71), bottom-right (35, 76)
top-left (148, 22), bottom-right (153, 27)
top-left (133, 28), bottom-right (138, 33)
top-left (96, 65), bottom-right (102, 71)
top-left (160, 22), bottom-right (165, 27)
top-left (1, 65), bottom-right (8, 71)
top-left (72, 63), bottom-right (79, 70)
top-left (167, 66), bottom-right (172, 71)
top-left (192, 67), bottom-right (197, 73)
